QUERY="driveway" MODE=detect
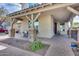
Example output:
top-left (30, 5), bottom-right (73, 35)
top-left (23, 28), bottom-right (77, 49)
top-left (0, 33), bottom-right (9, 41)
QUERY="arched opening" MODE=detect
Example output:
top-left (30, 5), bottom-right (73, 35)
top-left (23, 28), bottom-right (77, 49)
top-left (72, 15), bottom-right (79, 28)
top-left (69, 15), bottom-right (79, 41)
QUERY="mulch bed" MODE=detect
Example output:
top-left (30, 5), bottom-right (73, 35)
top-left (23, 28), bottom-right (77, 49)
top-left (0, 38), bottom-right (50, 56)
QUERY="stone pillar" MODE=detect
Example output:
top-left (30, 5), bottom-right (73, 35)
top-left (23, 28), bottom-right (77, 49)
top-left (57, 22), bottom-right (61, 33)
top-left (38, 13), bottom-right (54, 38)
top-left (70, 19), bottom-right (73, 27)
top-left (64, 22), bottom-right (70, 35)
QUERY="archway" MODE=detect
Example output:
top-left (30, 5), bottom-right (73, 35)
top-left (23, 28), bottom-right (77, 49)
top-left (72, 15), bottom-right (79, 28)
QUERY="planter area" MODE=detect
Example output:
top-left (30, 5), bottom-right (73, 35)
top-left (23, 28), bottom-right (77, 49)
top-left (0, 38), bottom-right (50, 56)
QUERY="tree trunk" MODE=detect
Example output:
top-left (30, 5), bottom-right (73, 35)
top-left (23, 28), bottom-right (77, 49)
top-left (10, 28), bottom-right (15, 37)
top-left (10, 19), bottom-right (16, 37)
top-left (29, 21), bottom-right (37, 41)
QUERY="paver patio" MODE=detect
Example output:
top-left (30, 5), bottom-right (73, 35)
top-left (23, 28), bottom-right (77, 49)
top-left (38, 35), bottom-right (75, 56)
top-left (0, 35), bottom-right (75, 56)
top-left (0, 42), bottom-right (40, 56)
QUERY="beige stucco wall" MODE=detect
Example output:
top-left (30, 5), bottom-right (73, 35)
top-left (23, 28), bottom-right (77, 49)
top-left (38, 13), bottom-right (54, 38)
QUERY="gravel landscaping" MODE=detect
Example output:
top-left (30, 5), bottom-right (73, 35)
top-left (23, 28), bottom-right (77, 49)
top-left (0, 38), bottom-right (50, 56)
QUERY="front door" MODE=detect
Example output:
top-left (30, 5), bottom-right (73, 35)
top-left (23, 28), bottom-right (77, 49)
top-left (54, 22), bottom-right (57, 34)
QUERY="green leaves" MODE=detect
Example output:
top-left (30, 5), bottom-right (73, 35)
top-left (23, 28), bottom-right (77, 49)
top-left (30, 40), bottom-right (44, 51)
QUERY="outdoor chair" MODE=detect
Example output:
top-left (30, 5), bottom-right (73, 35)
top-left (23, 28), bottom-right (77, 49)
top-left (71, 42), bottom-right (79, 51)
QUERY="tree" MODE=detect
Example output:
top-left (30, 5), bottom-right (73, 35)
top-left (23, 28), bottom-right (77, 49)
top-left (0, 7), bottom-right (8, 17)
top-left (0, 7), bottom-right (9, 28)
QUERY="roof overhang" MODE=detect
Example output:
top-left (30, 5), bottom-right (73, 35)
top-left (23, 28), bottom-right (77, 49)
top-left (7, 3), bottom-right (76, 18)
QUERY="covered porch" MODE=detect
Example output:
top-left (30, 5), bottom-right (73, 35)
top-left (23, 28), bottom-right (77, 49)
top-left (5, 3), bottom-right (79, 40)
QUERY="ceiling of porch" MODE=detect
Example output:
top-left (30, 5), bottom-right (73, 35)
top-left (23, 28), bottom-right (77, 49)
top-left (44, 3), bottom-right (79, 23)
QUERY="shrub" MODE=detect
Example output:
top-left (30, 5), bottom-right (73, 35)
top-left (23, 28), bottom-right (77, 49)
top-left (29, 40), bottom-right (44, 51)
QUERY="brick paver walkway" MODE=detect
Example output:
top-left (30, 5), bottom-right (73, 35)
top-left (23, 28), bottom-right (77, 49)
top-left (39, 35), bottom-right (75, 56)
top-left (0, 35), bottom-right (75, 56)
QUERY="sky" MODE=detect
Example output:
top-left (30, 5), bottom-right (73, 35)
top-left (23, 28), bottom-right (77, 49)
top-left (73, 16), bottom-right (79, 22)
top-left (0, 3), bottom-right (21, 13)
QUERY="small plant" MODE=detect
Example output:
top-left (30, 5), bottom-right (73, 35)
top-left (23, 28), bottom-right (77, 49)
top-left (29, 40), bottom-right (44, 51)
